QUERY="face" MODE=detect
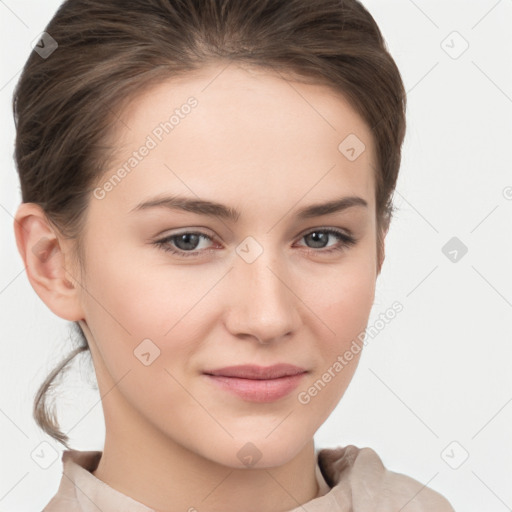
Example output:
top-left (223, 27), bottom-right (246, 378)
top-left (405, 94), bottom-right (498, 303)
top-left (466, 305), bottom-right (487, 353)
top-left (75, 62), bottom-right (381, 468)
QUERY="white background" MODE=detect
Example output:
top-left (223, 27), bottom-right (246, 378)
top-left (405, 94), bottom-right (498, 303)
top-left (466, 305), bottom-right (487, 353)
top-left (1, 1), bottom-right (511, 511)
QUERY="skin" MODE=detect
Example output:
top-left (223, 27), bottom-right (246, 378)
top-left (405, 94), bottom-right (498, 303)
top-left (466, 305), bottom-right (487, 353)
top-left (14, 62), bottom-right (386, 512)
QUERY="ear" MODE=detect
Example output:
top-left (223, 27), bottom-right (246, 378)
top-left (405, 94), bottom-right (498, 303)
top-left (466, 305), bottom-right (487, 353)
top-left (13, 203), bottom-right (85, 322)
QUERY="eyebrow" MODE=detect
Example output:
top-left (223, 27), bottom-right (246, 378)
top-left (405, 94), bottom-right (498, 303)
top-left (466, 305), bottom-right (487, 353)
top-left (130, 194), bottom-right (368, 222)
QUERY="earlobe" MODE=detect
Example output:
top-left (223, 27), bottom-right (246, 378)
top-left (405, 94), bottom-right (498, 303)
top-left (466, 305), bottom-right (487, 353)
top-left (13, 203), bottom-right (85, 322)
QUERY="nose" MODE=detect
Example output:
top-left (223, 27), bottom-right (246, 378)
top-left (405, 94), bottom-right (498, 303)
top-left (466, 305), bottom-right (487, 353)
top-left (223, 244), bottom-right (302, 345)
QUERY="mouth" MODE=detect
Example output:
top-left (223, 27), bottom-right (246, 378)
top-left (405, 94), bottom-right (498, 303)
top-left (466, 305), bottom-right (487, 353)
top-left (203, 364), bottom-right (308, 403)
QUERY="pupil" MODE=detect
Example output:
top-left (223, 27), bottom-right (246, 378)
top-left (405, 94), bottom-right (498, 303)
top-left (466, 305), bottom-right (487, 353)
top-left (308, 232), bottom-right (327, 248)
top-left (177, 233), bottom-right (199, 250)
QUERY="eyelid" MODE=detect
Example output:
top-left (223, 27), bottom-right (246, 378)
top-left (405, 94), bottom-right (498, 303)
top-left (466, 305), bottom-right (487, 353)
top-left (299, 225), bottom-right (354, 239)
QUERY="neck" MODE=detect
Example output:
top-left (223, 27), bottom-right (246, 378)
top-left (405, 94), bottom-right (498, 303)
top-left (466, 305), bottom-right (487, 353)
top-left (92, 392), bottom-right (319, 512)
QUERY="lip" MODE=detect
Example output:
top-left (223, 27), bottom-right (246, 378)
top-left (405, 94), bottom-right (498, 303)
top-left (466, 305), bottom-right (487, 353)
top-left (203, 364), bottom-right (308, 403)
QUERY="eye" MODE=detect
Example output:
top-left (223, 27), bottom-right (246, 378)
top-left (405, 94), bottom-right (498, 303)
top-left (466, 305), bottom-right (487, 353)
top-left (152, 227), bottom-right (357, 258)
top-left (153, 231), bottom-right (216, 257)
top-left (296, 228), bottom-right (357, 255)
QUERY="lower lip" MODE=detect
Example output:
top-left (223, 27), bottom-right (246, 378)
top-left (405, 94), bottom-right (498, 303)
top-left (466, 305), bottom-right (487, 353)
top-left (204, 373), bottom-right (307, 403)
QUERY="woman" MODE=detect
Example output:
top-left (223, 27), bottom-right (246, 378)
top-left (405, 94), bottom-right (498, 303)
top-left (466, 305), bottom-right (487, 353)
top-left (12, 0), bottom-right (455, 510)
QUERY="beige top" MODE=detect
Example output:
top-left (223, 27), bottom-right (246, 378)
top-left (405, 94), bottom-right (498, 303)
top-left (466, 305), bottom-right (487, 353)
top-left (42, 445), bottom-right (455, 511)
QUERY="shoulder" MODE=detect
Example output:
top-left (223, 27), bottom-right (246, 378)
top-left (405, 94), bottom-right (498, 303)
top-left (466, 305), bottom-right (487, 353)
top-left (317, 444), bottom-right (455, 511)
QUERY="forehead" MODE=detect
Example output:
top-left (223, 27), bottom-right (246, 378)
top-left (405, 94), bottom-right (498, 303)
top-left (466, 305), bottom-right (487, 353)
top-left (112, 62), bottom-right (375, 152)
top-left (96, 62), bottom-right (377, 217)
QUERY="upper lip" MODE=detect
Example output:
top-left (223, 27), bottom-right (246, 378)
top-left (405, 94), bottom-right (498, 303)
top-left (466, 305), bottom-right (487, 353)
top-left (204, 364), bottom-right (307, 380)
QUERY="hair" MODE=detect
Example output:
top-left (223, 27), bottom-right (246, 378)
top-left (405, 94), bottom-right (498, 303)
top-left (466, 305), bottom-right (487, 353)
top-left (12, 0), bottom-right (406, 448)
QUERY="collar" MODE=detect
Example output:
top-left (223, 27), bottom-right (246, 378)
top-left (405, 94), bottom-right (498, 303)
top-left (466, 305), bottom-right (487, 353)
top-left (44, 445), bottom-right (453, 511)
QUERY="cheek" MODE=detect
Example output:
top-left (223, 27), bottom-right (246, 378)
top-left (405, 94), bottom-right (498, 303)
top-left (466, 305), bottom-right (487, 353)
top-left (293, 255), bottom-right (376, 408)
top-left (80, 243), bottom-right (226, 392)
top-left (301, 256), bottom-right (377, 348)
top-left (82, 242), bottom-right (210, 338)
top-left (328, 269), bottom-right (376, 338)
top-left (79, 252), bottom-right (202, 423)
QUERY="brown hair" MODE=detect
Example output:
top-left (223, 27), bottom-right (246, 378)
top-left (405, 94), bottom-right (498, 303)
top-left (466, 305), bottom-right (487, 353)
top-left (12, 0), bottom-right (406, 448)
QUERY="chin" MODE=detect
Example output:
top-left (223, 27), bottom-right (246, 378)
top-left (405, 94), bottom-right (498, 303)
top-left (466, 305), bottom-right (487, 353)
top-left (199, 432), bottom-right (311, 470)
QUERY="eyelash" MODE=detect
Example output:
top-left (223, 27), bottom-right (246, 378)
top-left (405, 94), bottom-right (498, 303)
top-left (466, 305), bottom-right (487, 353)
top-left (153, 228), bottom-right (357, 258)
